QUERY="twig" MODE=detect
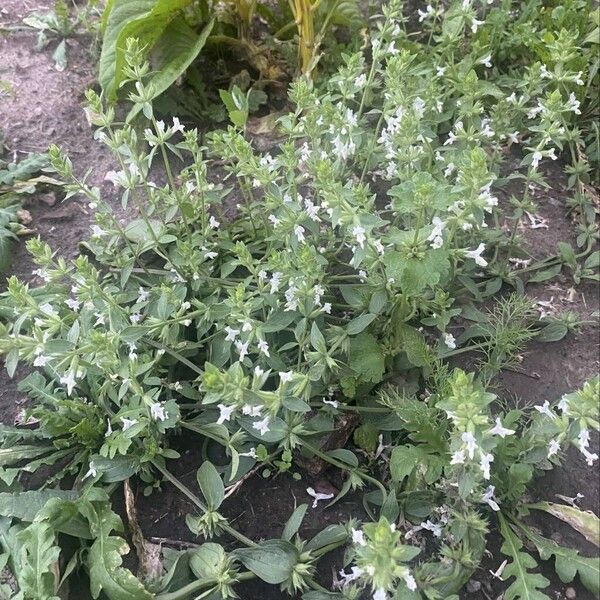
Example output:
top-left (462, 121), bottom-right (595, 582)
top-left (149, 537), bottom-right (201, 549)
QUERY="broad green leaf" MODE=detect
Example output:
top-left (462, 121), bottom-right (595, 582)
top-left (353, 424), bottom-right (379, 453)
top-left (15, 522), bottom-right (60, 600)
top-left (390, 445), bottom-right (421, 482)
top-left (521, 525), bottom-right (600, 595)
top-left (536, 320), bottom-right (568, 342)
top-left (395, 324), bottom-right (432, 368)
top-left (127, 16), bottom-right (215, 121)
top-left (0, 491), bottom-right (91, 539)
top-left (0, 446), bottom-right (52, 467)
top-left (233, 539), bottom-right (299, 584)
top-left (527, 503), bottom-right (600, 547)
top-left (99, 0), bottom-right (193, 98)
top-left (499, 515), bottom-right (550, 600)
top-left (197, 461), bottom-right (225, 510)
top-left (189, 543), bottom-right (225, 579)
top-left (348, 333), bottom-right (385, 383)
top-left (346, 313), bottom-right (376, 335)
top-left (83, 503), bottom-right (152, 600)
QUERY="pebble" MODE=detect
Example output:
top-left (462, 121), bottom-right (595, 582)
top-left (467, 580), bottom-right (482, 593)
top-left (39, 191), bottom-right (57, 207)
top-left (565, 587), bottom-right (576, 599)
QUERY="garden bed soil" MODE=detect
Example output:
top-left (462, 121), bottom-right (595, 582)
top-left (1, 2), bottom-right (599, 599)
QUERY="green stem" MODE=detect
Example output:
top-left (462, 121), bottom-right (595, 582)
top-left (152, 461), bottom-right (257, 547)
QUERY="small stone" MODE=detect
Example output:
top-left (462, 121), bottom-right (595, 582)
top-left (466, 580), bottom-right (481, 593)
top-left (39, 191), bottom-right (57, 206)
top-left (16, 208), bottom-right (32, 225)
top-left (565, 587), bottom-right (576, 599)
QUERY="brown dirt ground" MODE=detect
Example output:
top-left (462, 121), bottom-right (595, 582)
top-left (0, 1), bottom-right (599, 599)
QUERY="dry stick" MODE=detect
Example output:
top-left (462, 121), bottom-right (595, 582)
top-left (149, 537), bottom-right (200, 549)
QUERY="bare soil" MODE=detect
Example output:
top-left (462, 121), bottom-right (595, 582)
top-left (0, 2), bottom-right (598, 599)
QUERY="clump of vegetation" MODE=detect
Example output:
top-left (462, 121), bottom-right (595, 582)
top-left (0, 0), bottom-right (598, 598)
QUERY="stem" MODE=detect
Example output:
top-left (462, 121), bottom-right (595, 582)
top-left (152, 461), bottom-right (257, 547)
top-left (300, 439), bottom-right (388, 499)
top-left (155, 572), bottom-right (255, 600)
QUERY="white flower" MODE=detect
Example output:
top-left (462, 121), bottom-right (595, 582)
top-left (224, 326), bottom-right (239, 342)
top-left (557, 396), bottom-right (570, 414)
top-left (306, 487), bottom-right (334, 508)
top-left (481, 54), bottom-right (492, 68)
top-left (373, 589), bottom-right (388, 600)
top-left (83, 462), bottom-right (97, 480)
top-left (461, 431), bottom-right (478, 459)
top-left (59, 371), bottom-right (78, 396)
top-left (252, 416), bottom-right (271, 436)
top-left (450, 449), bottom-right (466, 465)
top-left (257, 339), bottom-right (270, 357)
top-left (65, 298), bottom-right (80, 311)
top-left (444, 333), bottom-right (456, 349)
top-left (338, 566), bottom-right (363, 586)
top-left (566, 92), bottom-right (581, 114)
top-left (323, 399), bottom-right (339, 408)
top-left (130, 312), bottom-right (142, 324)
top-left (404, 573), bottom-right (418, 591)
top-left (427, 217), bottom-right (446, 249)
top-left (235, 340), bottom-right (249, 362)
top-left (172, 117), bottom-right (185, 133)
top-left (217, 403), bottom-right (235, 425)
top-left (322, 302), bottom-right (332, 314)
top-left (488, 417), bottom-right (515, 438)
top-left (121, 417), bottom-right (138, 431)
top-left (547, 438), bottom-right (561, 458)
top-left (279, 371), bottom-right (294, 383)
top-left (581, 447), bottom-right (598, 466)
top-left (209, 215), bottom-right (220, 229)
top-left (531, 150), bottom-right (543, 169)
top-left (34, 355), bottom-right (50, 367)
top-left (352, 225), bottom-right (366, 248)
top-left (242, 404), bottom-right (262, 417)
top-left (420, 519), bottom-right (442, 537)
top-left (150, 402), bottom-right (168, 421)
top-left (436, 66), bottom-right (446, 77)
top-left (137, 287), bottom-right (150, 303)
top-left (465, 243), bottom-right (488, 267)
top-left (354, 74), bottom-right (367, 88)
top-left (482, 485), bottom-right (500, 511)
top-left (268, 214), bottom-right (281, 227)
top-left (471, 17), bottom-right (484, 32)
top-left (480, 452), bottom-right (494, 479)
top-left (351, 528), bottom-right (367, 546)
top-left (39, 302), bottom-right (57, 316)
top-left (270, 272), bottom-right (283, 293)
top-left (294, 225), bottom-right (306, 243)
top-left (105, 419), bottom-right (113, 437)
top-left (534, 400), bottom-right (556, 419)
top-left (373, 239), bottom-right (385, 255)
top-left (578, 429), bottom-right (590, 451)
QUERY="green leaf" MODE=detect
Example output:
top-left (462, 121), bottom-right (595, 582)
top-left (348, 333), bottom-right (385, 383)
top-left (233, 539), bottom-right (299, 584)
top-left (346, 313), bottom-right (376, 335)
top-left (0, 491), bottom-right (91, 539)
top-left (520, 526), bottom-right (600, 595)
top-left (127, 16), bottom-right (215, 121)
top-left (99, 0), bottom-right (193, 98)
top-left (390, 445), bottom-right (421, 482)
top-left (83, 502), bottom-right (152, 600)
top-left (527, 503), bottom-right (600, 547)
top-left (196, 461), bottom-right (225, 510)
top-left (395, 324), bottom-right (432, 368)
top-left (499, 515), bottom-right (550, 600)
top-left (282, 504), bottom-right (308, 541)
top-left (353, 424), bottom-right (379, 453)
top-left (15, 522), bottom-right (61, 600)
top-left (536, 320), bottom-right (568, 342)
top-left (189, 543), bottom-right (226, 579)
